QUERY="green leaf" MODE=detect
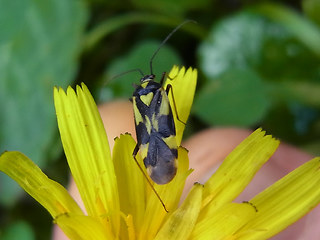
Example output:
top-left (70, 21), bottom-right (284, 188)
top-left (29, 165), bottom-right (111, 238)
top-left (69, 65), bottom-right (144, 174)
top-left (303, 0), bottom-right (320, 26)
top-left (253, 3), bottom-right (320, 57)
top-left (0, 0), bottom-right (87, 206)
top-left (198, 11), bottom-right (320, 81)
top-left (100, 40), bottom-right (182, 101)
top-left (83, 14), bottom-right (206, 52)
top-left (193, 69), bottom-right (269, 126)
top-left (130, 0), bottom-right (210, 16)
top-left (277, 81), bottom-right (320, 107)
top-left (197, 10), bottom-right (320, 133)
top-left (1, 221), bottom-right (35, 240)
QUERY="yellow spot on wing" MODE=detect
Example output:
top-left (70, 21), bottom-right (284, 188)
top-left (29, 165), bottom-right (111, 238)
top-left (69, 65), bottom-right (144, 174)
top-left (140, 143), bottom-right (149, 160)
top-left (152, 113), bottom-right (158, 132)
top-left (159, 89), bottom-right (170, 116)
top-left (162, 135), bottom-right (178, 150)
top-left (140, 92), bottom-right (154, 106)
top-left (145, 115), bottom-right (151, 135)
top-left (146, 165), bottom-right (152, 176)
top-left (133, 97), bottom-right (143, 125)
top-left (141, 82), bottom-right (148, 88)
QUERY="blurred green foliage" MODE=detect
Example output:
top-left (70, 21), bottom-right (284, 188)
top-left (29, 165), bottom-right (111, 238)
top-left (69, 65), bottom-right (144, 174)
top-left (1, 0), bottom-right (320, 238)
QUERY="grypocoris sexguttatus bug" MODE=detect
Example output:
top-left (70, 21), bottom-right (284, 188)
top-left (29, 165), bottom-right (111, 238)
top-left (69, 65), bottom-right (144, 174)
top-left (129, 20), bottom-right (195, 211)
top-left (132, 72), bottom-right (178, 185)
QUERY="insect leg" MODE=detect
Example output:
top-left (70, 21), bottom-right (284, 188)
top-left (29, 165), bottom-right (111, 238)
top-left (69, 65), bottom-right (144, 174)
top-left (159, 72), bottom-right (186, 124)
top-left (160, 72), bottom-right (167, 85)
top-left (132, 144), bottom-right (169, 213)
top-left (165, 84), bottom-right (186, 125)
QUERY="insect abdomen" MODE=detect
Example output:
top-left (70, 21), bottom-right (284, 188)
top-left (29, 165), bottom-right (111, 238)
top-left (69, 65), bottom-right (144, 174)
top-left (145, 135), bottom-right (177, 184)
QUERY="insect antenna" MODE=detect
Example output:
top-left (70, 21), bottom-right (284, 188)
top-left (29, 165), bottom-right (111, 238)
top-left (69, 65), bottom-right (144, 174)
top-left (149, 19), bottom-right (196, 75)
top-left (109, 68), bottom-right (145, 82)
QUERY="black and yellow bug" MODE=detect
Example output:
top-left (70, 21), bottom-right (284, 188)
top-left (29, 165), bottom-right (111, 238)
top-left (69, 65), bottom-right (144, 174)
top-left (132, 73), bottom-right (178, 185)
top-left (130, 21), bottom-right (193, 185)
top-left (128, 21), bottom-right (194, 211)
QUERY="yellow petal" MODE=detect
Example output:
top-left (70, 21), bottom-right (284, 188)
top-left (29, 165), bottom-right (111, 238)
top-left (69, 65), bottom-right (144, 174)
top-left (0, 151), bottom-right (83, 218)
top-left (54, 84), bottom-right (120, 234)
top-left (201, 129), bottom-right (279, 217)
top-left (55, 213), bottom-right (114, 240)
top-left (165, 66), bottom-right (198, 145)
top-left (120, 213), bottom-right (135, 240)
top-left (191, 202), bottom-right (257, 240)
top-left (154, 183), bottom-right (203, 240)
top-left (139, 147), bottom-right (192, 239)
top-left (237, 157), bottom-right (320, 240)
top-left (112, 133), bottom-right (146, 237)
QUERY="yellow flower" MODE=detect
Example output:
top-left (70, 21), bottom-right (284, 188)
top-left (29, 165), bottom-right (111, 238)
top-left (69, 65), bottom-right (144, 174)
top-left (1, 66), bottom-right (320, 240)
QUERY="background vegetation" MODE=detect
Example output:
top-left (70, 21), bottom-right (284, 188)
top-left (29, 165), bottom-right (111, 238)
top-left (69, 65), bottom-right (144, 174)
top-left (1, 0), bottom-right (320, 238)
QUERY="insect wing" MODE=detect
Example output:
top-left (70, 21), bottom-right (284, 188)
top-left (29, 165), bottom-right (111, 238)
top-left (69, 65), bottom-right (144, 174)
top-left (145, 134), bottom-right (177, 184)
top-left (132, 82), bottom-right (178, 184)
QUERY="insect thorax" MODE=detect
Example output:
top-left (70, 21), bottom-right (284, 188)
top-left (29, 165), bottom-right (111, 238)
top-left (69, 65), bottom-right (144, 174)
top-left (133, 78), bottom-right (162, 98)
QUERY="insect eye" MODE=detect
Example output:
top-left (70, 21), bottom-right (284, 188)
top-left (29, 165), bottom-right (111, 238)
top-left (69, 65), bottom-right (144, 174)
top-left (141, 74), bottom-right (156, 83)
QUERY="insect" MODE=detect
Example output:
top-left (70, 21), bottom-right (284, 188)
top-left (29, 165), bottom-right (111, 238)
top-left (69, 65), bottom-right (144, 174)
top-left (131, 21), bottom-right (193, 184)
top-left (128, 20), bottom-right (194, 212)
top-left (132, 73), bottom-right (178, 185)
